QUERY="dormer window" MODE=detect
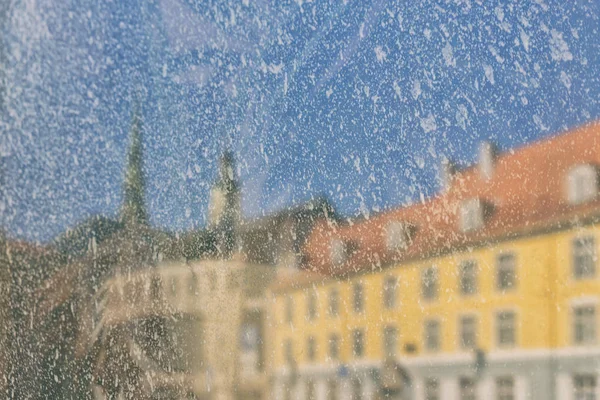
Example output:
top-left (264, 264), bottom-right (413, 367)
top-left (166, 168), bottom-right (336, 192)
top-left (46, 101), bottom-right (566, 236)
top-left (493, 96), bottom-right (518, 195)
top-left (385, 221), bottom-right (412, 251)
top-left (330, 239), bottom-right (348, 266)
top-left (567, 164), bottom-right (599, 205)
top-left (459, 198), bottom-right (488, 232)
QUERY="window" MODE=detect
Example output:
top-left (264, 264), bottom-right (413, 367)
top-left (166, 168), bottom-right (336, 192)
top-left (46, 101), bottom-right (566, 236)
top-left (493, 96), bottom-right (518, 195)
top-left (383, 276), bottom-right (398, 309)
top-left (460, 315), bottom-right (477, 350)
top-left (352, 378), bottom-right (362, 400)
top-left (328, 334), bottom-right (340, 361)
top-left (385, 221), bottom-right (411, 251)
top-left (307, 290), bottom-right (317, 321)
top-left (330, 239), bottom-right (347, 266)
top-left (573, 236), bottom-right (597, 280)
top-left (460, 198), bottom-right (485, 232)
top-left (497, 253), bottom-right (516, 291)
top-left (285, 296), bottom-right (294, 324)
top-left (352, 329), bottom-right (364, 358)
top-left (306, 379), bottom-right (316, 400)
top-left (327, 380), bottom-right (338, 400)
top-left (284, 339), bottom-right (294, 365)
top-left (307, 336), bottom-right (316, 362)
top-left (353, 282), bottom-right (364, 313)
top-left (496, 311), bottom-right (516, 348)
top-left (574, 374), bottom-right (597, 400)
top-left (567, 164), bottom-right (599, 205)
top-left (422, 267), bottom-right (438, 300)
top-left (495, 376), bottom-right (514, 400)
top-left (383, 325), bottom-right (397, 358)
top-left (460, 377), bottom-right (476, 400)
top-left (573, 305), bottom-right (596, 345)
top-left (170, 276), bottom-right (178, 296)
top-left (459, 260), bottom-right (478, 295)
top-left (424, 319), bottom-right (441, 352)
top-left (328, 288), bottom-right (339, 317)
top-left (189, 273), bottom-right (199, 296)
top-left (425, 378), bottom-right (439, 400)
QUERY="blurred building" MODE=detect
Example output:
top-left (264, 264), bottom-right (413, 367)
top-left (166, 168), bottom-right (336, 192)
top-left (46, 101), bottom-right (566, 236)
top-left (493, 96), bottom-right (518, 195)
top-left (269, 122), bottom-right (600, 400)
top-left (21, 107), bottom-right (335, 399)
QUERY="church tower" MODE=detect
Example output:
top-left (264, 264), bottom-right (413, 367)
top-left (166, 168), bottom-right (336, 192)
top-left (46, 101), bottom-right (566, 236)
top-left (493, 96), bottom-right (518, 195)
top-left (208, 151), bottom-right (240, 258)
top-left (120, 105), bottom-right (148, 227)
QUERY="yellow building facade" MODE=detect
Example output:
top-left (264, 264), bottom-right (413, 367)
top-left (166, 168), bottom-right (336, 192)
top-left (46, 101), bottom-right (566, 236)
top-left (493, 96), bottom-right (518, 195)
top-left (268, 123), bottom-right (600, 400)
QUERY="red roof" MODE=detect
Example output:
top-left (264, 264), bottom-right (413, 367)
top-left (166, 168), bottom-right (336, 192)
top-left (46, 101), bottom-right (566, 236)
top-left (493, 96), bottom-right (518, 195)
top-left (301, 121), bottom-right (600, 278)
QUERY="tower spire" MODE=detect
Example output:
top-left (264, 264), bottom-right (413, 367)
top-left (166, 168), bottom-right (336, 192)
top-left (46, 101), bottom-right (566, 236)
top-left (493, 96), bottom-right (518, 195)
top-left (121, 103), bottom-right (148, 227)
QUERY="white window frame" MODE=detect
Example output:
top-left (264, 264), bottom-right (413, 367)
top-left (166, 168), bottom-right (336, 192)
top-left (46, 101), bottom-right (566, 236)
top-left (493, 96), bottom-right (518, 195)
top-left (424, 318), bottom-right (441, 352)
top-left (497, 252), bottom-right (517, 291)
top-left (330, 239), bottom-right (348, 266)
top-left (495, 376), bottom-right (515, 400)
top-left (566, 164), bottom-right (599, 205)
top-left (571, 298), bottom-right (598, 346)
top-left (459, 376), bottom-right (477, 400)
top-left (573, 373), bottom-right (598, 400)
top-left (459, 260), bottom-right (478, 296)
top-left (383, 275), bottom-right (398, 310)
top-left (460, 198), bottom-right (485, 232)
top-left (572, 235), bottom-right (597, 280)
top-left (328, 287), bottom-right (339, 318)
top-left (328, 333), bottom-right (340, 361)
top-left (424, 377), bottom-right (440, 400)
top-left (307, 289), bottom-right (317, 321)
top-left (352, 329), bottom-right (365, 358)
top-left (422, 266), bottom-right (439, 301)
top-left (385, 221), bottom-right (411, 251)
top-left (459, 314), bottom-right (478, 350)
top-left (307, 336), bottom-right (317, 362)
top-left (495, 309), bottom-right (517, 349)
top-left (383, 325), bottom-right (398, 359)
top-left (285, 295), bottom-right (294, 324)
top-left (353, 282), bottom-right (364, 314)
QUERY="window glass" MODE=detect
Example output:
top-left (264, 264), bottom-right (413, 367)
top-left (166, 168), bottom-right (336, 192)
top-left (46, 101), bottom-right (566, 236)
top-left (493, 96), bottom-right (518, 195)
top-left (383, 276), bottom-right (398, 309)
top-left (567, 165), bottom-right (599, 205)
top-left (307, 290), bottom-right (317, 321)
top-left (497, 253), bottom-right (517, 291)
top-left (459, 377), bottom-right (476, 400)
top-left (573, 305), bottom-right (596, 345)
top-left (352, 329), bottom-right (364, 358)
top-left (460, 315), bottom-right (477, 350)
top-left (425, 378), bottom-right (439, 400)
top-left (422, 267), bottom-right (439, 301)
top-left (285, 296), bottom-right (294, 324)
top-left (496, 311), bottom-right (516, 348)
top-left (459, 260), bottom-right (478, 295)
top-left (496, 377), bottom-right (514, 400)
top-left (383, 325), bottom-right (397, 358)
top-left (424, 319), bottom-right (441, 352)
top-left (574, 374), bottom-right (597, 400)
top-left (573, 236), bottom-right (597, 280)
top-left (328, 288), bottom-right (339, 317)
top-left (353, 283), bottom-right (364, 313)
top-left (306, 336), bottom-right (316, 362)
top-left (328, 334), bottom-right (340, 361)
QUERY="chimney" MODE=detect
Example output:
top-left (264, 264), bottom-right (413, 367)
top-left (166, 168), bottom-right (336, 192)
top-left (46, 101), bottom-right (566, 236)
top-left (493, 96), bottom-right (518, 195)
top-left (440, 157), bottom-right (456, 192)
top-left (478, 141), bottom-right (497, 180)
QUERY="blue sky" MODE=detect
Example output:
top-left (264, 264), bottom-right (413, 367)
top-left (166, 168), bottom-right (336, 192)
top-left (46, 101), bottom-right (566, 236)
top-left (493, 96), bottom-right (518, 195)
top-left (1, 0), bottom-right (599, 242)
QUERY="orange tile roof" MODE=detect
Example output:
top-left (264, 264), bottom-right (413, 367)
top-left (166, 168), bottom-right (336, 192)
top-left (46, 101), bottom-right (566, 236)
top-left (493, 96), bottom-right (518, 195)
top-left (300, 121), bottom-right (600, 279)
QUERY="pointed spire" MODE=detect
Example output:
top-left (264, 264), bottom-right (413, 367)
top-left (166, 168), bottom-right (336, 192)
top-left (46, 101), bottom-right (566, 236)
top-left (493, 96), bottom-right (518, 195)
top-left (121, 103), bottom-right (148, 227)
